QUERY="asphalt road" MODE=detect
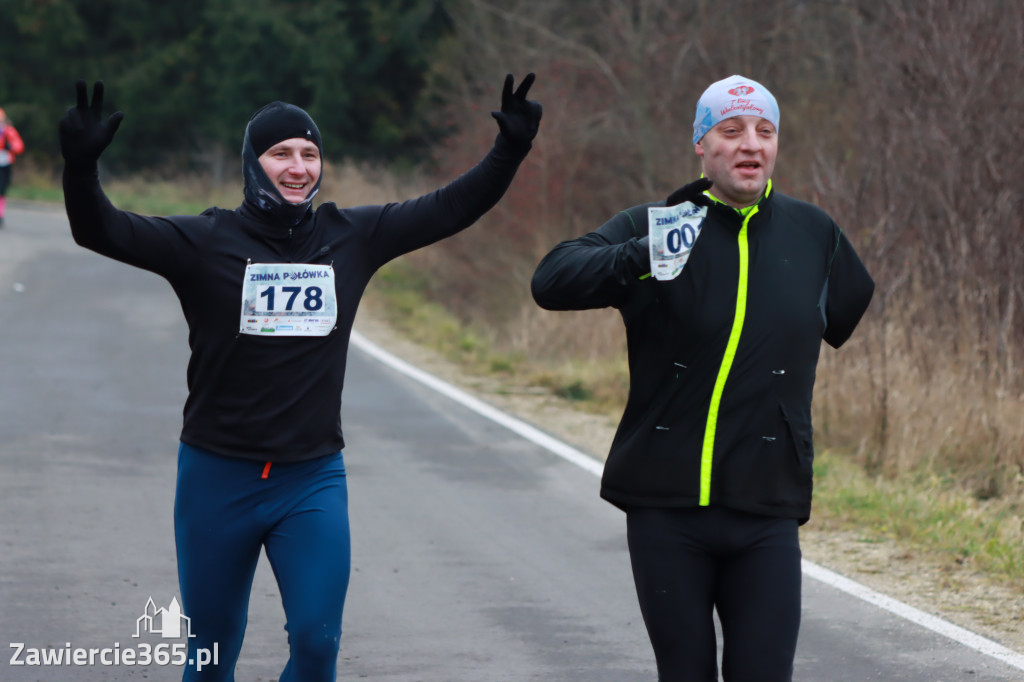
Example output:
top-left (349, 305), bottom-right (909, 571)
top-left (1, 202), bottom-right (1022, 681)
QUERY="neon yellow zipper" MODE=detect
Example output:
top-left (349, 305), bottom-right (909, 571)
top-left (699, 205), bottom-right (756, 505)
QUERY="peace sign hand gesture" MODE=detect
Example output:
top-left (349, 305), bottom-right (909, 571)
top-left (491, 73), bottom-right (542, 150)
top-left (59, 80), bottom-right (124, 170)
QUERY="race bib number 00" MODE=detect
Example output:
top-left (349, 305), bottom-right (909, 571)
top-left (239, 263), bottom-right (338, 336)
top-left (647, 202), bottom-right (708, 281)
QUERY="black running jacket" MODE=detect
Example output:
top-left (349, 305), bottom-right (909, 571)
top-left (532, 185), bottom-right (874, 523)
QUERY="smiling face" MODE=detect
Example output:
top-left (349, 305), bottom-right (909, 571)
top-left (695, 115), bottom-right (778, 208)
top-left (258, 138), bottom-right (322, 204)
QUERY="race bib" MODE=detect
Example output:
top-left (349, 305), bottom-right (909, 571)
top-left (239, 262), bottom-right (337, 336)
top-left (647, 202), bottom-right (708, 281)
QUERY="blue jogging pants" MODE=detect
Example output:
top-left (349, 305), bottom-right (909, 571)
top-left (173, 442), bottom-right (350, 681)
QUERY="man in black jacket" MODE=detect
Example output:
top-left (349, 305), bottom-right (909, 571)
top-left (532, 74), bottom-right (873, 682)
top-left (60, 75), bottom-right (541, 682)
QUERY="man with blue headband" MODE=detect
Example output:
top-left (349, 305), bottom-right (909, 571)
top-left (532, 75), bottom-right (873, 681)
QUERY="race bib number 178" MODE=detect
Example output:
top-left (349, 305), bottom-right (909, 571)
top-left (239, 262), bottom-right (338, 336)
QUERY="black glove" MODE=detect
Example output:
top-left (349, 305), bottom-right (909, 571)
top-left (491, 73), bottom-right (542, 149)
top-left (59, 80), bottom-right (124, 170)
top-left (625, 235), bottom-right (650, 278)
top-left (665, 177), bottom-right (713, 207)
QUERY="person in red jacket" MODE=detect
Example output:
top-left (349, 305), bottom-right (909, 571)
top-left (0, 107), bottom-right (26, 227)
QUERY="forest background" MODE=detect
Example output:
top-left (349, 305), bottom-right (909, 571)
top-left (2, 0), bottom-right (1023, 587)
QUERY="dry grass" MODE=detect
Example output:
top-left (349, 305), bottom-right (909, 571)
top-left (815, 300), bottom-right (1024, 504)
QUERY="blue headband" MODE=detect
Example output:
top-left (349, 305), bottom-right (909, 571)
top-left (692, 75), bottom-right (780, 144)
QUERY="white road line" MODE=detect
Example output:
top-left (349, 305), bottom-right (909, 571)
top-left (350, 330), bottom-right (603, 477)
top-left (350, 329), bottom-right (1024, 672)
top-left (801, 561), bottom-right (1024, 671)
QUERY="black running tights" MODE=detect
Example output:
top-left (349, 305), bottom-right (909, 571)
top-left (626, 505), bottom-right (802, 682)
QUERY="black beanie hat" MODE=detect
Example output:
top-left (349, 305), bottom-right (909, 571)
top-left (241, 101), bottom-right (324, 226)
top-left (245, 101), bottom-right (322, 157)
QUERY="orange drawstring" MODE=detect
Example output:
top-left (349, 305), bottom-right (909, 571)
top-left (261, 462), bottom-right (272, 480)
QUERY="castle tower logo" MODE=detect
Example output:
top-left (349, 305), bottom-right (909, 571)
top-left (133, 597), bottom-right (195, 639)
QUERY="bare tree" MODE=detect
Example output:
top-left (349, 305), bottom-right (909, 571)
top-left (813, 0), bottom-right (1024, 484)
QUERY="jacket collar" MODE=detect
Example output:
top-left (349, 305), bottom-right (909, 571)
top-left (236, 199), bottom-right (315, 239)
top-left (705, 179), bottom-right (773, 214)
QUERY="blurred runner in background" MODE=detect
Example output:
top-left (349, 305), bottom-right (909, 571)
top-left (0, 107), bottom-right (26, 227)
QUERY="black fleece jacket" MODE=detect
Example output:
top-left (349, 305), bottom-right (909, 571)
top-left (63, 135), bottom-right (529, 462)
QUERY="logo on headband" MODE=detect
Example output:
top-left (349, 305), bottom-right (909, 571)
top-left (728, 85), bottom-right (755, 96)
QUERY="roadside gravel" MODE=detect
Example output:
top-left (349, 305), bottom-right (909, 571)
top-left (354, 305), bottom-right (1024, 656)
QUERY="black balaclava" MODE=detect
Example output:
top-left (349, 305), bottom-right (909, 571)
top-left (241, 101), bottom-right (323, 226)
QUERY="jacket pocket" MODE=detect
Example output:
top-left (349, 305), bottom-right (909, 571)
top-left (779, 401), bottom-right (814, 482)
